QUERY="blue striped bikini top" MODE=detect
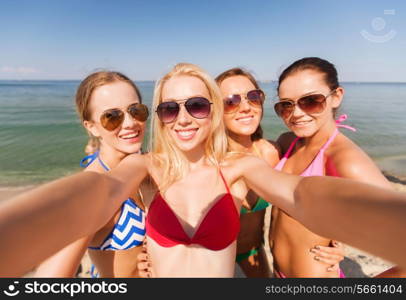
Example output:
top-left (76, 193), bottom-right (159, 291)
top-left (80, 151), bottom-right (146, 251)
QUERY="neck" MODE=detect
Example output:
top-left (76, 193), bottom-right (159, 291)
top-left (182, 145), bottom-right (208, 171)
top-left (302, 119), bottom-right (337, 149)
top-left (99, 145), bottom-right (128, 169)
top-left (227, 131), bottom-right (254, 153)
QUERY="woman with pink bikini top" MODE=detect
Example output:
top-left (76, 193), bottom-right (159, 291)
top-left (269, 57), bottom-right (393, 278)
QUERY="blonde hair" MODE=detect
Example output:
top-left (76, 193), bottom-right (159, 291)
top-left (150, 63), bottom-right (228, 191)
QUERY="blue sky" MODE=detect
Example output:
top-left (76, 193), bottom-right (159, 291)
top-left (0, 0), bottom-right (405, 81)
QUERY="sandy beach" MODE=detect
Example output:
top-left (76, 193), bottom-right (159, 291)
top-left (1, 173), bottom-right (405, 278)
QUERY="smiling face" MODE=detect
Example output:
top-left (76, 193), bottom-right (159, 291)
top-left (220, 75), bottom-right (262, 138)
top-left (277, 70), bottom-right (342, 138)
top-left (84, 81), bottom-right (146, 155)
top-left (160, 75), bottom-right (212, 154)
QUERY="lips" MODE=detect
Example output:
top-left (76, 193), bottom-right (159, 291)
top-left (119, 130), bottom-right (142, 143)
top-left (175, 128), bottom-right (198, 141)
top-left (290, 120), bottom-right (313, 127)
top-left (235, 115), bottom-right (254, 125)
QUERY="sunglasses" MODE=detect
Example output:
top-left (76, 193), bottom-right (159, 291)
top-left (224, 89), bottom-right (265, 113)
top-left (100, 103), bottom-right (149, 131)
top-left (274, 90), bottom-right (336, 119)
top-left (156, 97), bottom-right (212, 123)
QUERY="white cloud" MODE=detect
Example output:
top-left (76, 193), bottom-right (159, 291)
top-left (0, 66), bottom-right (39, 74)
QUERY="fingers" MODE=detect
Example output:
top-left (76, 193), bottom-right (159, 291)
top-left (313, 255), bottom-right (342, 267)
top-left (137, 260), bottom-right (153, 278)
top-left (137, 252), bottom-right (149, 261)
top-left (310, 246), bottom-right (344, 269)
top-left (327, 264), bottom-right (339, 272)
top-left (312, 244), bottom-right (345, 256)
top-left (138, 268), bottom-right (152, 278)
top-left (331, 240), bottom-right (344, 251)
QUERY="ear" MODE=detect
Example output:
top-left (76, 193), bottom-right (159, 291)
top-left (331, 87), bottom-right (344, 109)
top-left (83, 120), bottom-right (101, 138)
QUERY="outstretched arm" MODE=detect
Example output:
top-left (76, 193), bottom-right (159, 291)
top-left (34, 235), bottom-right (92, 277)
top-left (0, 154), bottom-right (147, 277)
top-left (238, 156), bottom-right (406, 268)
top-left (294, 176), bottom-right (406, 269)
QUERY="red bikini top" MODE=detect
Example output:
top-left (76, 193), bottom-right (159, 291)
top-left (145, 170), bottom-right (240, 251)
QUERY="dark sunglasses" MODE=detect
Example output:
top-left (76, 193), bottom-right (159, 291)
top-left (100, 103), bottom-right (149, 131)
top-left (224, 89), bottom-right (265, 114)
top-left (156, 97), bottom-right (212, 123)
top-left (274, 90), bottom-right (336, 119)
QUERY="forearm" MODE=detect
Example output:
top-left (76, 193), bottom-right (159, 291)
top-left (294, 176), bottom-right (406, 268)
top-left (241, 156), bottom-right (301, 214)
top-left (0, 172), bottom-right (126, 277)
top-left (34, 236), bottom-right (92, 278)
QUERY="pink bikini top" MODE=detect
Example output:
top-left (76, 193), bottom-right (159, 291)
top-left (145, 169), bottom-right (240, 251)
top-left (275, 114), bottom-right (356, 176)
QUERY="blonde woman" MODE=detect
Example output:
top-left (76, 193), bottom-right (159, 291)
top-left (1, 63), bottom-right (406, 277)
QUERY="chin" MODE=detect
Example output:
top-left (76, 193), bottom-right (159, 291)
top-left (117, 143), bottom-right (143, 155)
top-left (289, 127), bottom-right (317, 138)
top-left (174, 141), bottom-right (201, 153)
top-left (229, 126), bottom-right (257, 137)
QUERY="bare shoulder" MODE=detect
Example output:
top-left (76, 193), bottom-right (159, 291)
top-left (276, 131), bottom-right (297, 155)
top-left (83, 162), bottom-right (105, 174)
top-left (327, 134), bottom-right (390, 188)
top-left (254, 139), bottom-right (281, 165)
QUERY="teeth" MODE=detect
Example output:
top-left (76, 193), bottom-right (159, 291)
top-left (237, 116), bottom-right (253, 121)
top-left (293, 120), bottom-right (311, 125)
top-left (122, 132), bottom-right (139, 139)
top-left (177, 130), bottom-right (195, 137)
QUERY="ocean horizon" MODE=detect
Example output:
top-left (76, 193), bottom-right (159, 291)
top-left (1, 80), bottom-right (405, 187)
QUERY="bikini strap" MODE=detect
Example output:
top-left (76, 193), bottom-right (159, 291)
top-left (321, 114), bottom-right (356, 151)
top-left (335, 114), bottom-right (356, 132)
top-left (320, 128), bottom-right (339, 151)
top-left (97, 156), bottom-right (110, 171)
top-left (80, 151), bottom-right (99, 168)
top-left (79, 151), bottom-right (110, 171)
top-left (283, 137), bottom-right (300, 158)
top-left (252, 142), bottom-right (262, 157)
top-left (218, 169), bottom-right (231, 194)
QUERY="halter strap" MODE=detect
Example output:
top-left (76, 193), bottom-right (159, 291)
top-left (218, 169), bottom-right (231, 195)
top-left (283, 114), bottom-right (356, 156)
top-left (335, 114), bottom-right (356, 132)
top-left (283, 137), bottom-right (300, 158)
top-left (79, 151), bottom-right (110, 171)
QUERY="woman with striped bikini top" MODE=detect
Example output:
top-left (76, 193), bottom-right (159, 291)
top-left (34, 71), bottom-right (150, 278)
top-left (82, 152), bottom-right (146, 252)
top-left (79, 152), bottom-right (146, 277)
